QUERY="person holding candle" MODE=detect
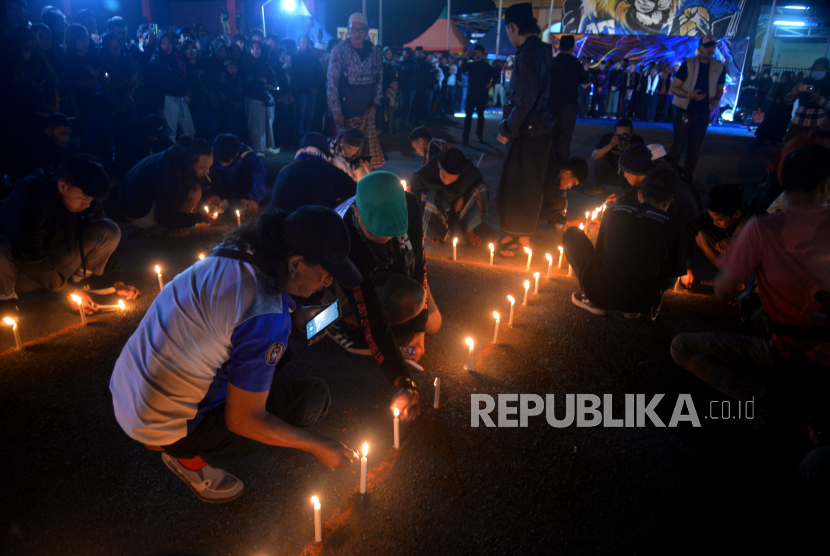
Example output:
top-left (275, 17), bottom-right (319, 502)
top-left (204, 134), bottom-right (267, 217)
top-left (325, 172), bottom-right (441, 421)
top-left (0, 154), bottom-right (140, 322)
top-left (118, 136), bottom-right (218, 238)
top-left (110, 206), bottom-right (362, 503)
top-left (409, 148), bottom-right (490, 247)
top-left (563, 170), bottom-right (686, 319)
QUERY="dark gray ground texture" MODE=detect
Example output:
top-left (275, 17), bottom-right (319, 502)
top-left (1, 116), bottom-right (822, 555)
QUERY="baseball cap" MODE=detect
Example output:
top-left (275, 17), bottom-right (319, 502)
top-left (699, 35), bottom-right (717, 48)
top-left (355, 171), bottom-right (408, 237)
top-left (281, 206), bottom-right (362, 288)
top-left (618, 144), bottom-right (653, 176)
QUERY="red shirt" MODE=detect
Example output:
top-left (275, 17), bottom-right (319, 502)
top-left (720, 205), bottom-right (830, 365)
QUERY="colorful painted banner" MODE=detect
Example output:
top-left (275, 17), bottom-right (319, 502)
top-left (561, 0), bottom-right (747, 37)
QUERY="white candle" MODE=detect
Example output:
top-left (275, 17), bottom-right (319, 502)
top-left (489, 243), bottom-right (494, 266)
top-left (311, 496), bottom-right (322, 542)
top-left (464, 337), bottom-right (474, 370)
top-left (524, 246), bottom-right (532, 271)
top-left (568, 264), bottom-right (573, 277)
top-left (236, 209), bottom-right (241, 227)
top-left (393, 407), bottom-right (400, 449)
top-left (155, 265), bottom-right (164, 291)
top-left (674, 277), bottom-right (681, 292)
top-left (98, 300), bottom-right (127, 312)
top-left (522, 280), bottom-right (530, 306)
top-left (579, 222), bottom-right (584, 231)
top-left (591, 210), bottom-right (597, 221)
top-left (359, 442), bottom-right (368, 494)
top-left (452, 237), bottom-right (458, 261)
top-left (3, 317), bottom-right (22, 350)
top-left (433, 377), bottom-right (440, 408)
top-left (507, 295), bottom-right (515, 326)
top-left (534, 272), bottom-right (540, 295)
top-left (585, 211), bottom-right (590, 220)
top-left (492, 311), bottom-right (500, 344)
top-left (558, 246), bottom-right (564, 269)
top-left (401, 179), bottom-right (407, 191)
top-left (546, 254), bottom-right (553, 278)
top-left (70, 294), bottom-right (87, 325)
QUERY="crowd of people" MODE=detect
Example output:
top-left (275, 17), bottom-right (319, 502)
top-left (1, 1), bottom-right (828, 504)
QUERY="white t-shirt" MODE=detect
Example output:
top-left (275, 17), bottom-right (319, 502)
top-left (110, 251), bottom-right (294, 445)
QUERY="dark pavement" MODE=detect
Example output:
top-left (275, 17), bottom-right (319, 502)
top-left (1, 115), bottom-right (814, 555)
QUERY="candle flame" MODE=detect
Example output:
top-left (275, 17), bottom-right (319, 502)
top-left (311, 496), bottom-right (320, 505)
top-left (199, 253), bottom-right (205, 260)
top-left (362, 442), bottom-right (368, 457)
top-left (453, 237), bottom-right (458, 246)
top-left (489, 243), bottom-right (494, 253)
top-left (204, 205), bottom-right (209, 213)
top-left (213, 212), bottom-right (218, 218)
top-left (118, 300), bottom-right (125, 310)
top-left (70, 294), bottom-right (81, 304)
top-left (400, 179), bottom-right (407, 190)
top-left (585, 212), bottom-right (590, 219)
top-left (579, 223), bottom-right (584, 230)
top-left (507, 295), bottom-right (515, 304)
top-left (393, 407), bottom-right (400, 417)
top-left (466, 337), bottom-right (474, 347)
top-left (534, 272), bottom-right (540, 278)
top-left (236, 209), bottom-right (240, 217)
top-left (523, 246), bottom-right (532, 255)
top-left (434, 377), bottom-right (439, 386)
top-left (493, 311), bottom-right (499, 320)
top-left (3, 317), bottom-right (15, 325)
top-left (524, 280), bottom-right (530, 290)
top-left (155, 265), bottom-right (161, 274)
top-left (546, 253), bottom-right (552, 263)
top-left (558, 246), bottom-right (563, 253)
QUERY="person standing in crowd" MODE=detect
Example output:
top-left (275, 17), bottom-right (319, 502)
top-left (549, 34), bottom-right (588, 166)
top-left (737, 69), bottom-right (759, 112)
top-left (381, 47), bottom-right (399, 133)
top-left (327, 13), bottom-right (385, 169)
top-left (240, 39), bottom-right (278, 156)
top-left (668, 35), bottom-right (725, 181)
top-left (758, 68), bottom-right (773, 113)
top-left (293, 34), bottom-right (324, 138)
top-left (782, 57), bottom-right (830, 144)
top-left (606, 60), bottom-right (623, 118)
top-left (578, 58), bottom-right (593, 117)
top-left (99, 31), bottom-right (142, 177)
top-left (492, 59), bottom-right (506, 108)
top-left (495, 3), bottom-right (553, 257)
top-left (755, 71), bottom-right (795, 144)
top-left (657, 62), bottom-right (674, 122)
top-left (397, 47), bottom-right (418, 127)
top-left (620, 61), bottom-right (639, 118)
top-left (147, 32), bottom-right (194, 143)
top-left (460, 44), bottom-right (494, 146)
top-left (592, 60), bottom-right (610, 119)
top-left (110, 207), bottom-right (362, 504)
top-left (182, 38), bottom-right (215, 142)
top-left (445, 57), bottom-right (458, 114)
top-left (644, 64), bottom-right (660, 121)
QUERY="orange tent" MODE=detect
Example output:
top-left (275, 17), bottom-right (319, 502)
top-left (404, 8), bottom-right (470, 53)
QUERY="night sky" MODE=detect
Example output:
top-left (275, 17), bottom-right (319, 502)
top-left (324, 0), bottom-right (497, 46)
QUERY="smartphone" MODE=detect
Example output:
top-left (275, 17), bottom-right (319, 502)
top-left (149, 23), bottom-right (158, 34)
top-left (306, 301), bottom-right (339, 340)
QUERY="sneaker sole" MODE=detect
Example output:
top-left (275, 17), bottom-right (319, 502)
top-left (162, 454), bottom-right (244, 504)
top-left (571, 292), bottom-right (608, 316)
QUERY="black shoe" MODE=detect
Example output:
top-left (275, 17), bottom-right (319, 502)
top-left (477, 134), bottom-right (484, 143)
top-left (326, 322), bottom-right (372, 356)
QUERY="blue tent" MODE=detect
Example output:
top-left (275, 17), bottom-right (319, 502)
top-left (476, 21), bottom-right (516, 57)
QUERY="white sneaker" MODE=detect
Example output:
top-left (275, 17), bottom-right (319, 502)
top-left (571, 292), bottom-right (608, 316)
top-left (256, 152), bottom-right (266, 158)
top-left (266, 147), bottom-right (281, 155)
top-left (161, 453), bottom-right (244, 503)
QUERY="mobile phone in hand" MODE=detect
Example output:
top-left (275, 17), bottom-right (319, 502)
top-left (306, 301), bottom-right (340, 340)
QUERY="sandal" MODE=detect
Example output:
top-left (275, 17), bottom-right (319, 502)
top-left (498, 237), bottom-right (522, 257)
top-left (425, 237), bottom-right (442, 245)
top-left (464, 230), bottom-right (483, 247)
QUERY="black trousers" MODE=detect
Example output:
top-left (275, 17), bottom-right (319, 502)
top-left (550, 104), bottom-right (578, 165)
top-left (669, 107), bottom-right (710, 178)
top-left (162, 375), bottom-right (331, 469)
top-left (497, 131), bottom-right (552, 236)
top-left (463, 94), bottom-right (487, 139)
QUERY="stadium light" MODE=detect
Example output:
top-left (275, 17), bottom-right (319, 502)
top-left (773, 20), bottom-right (806, 26)
top-left (782, 6), bottom-right (808, 9)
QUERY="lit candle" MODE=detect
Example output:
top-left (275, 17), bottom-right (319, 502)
top-left (546, 253), bottom-right (553, 278)
top-left (3, 317), bottom-right (21, 350)
top-left (674, 277), bottom-right (681, 292)
top-left (534, 272), bottom-right (540, 295)
top-left (591, 210), bottom-right (597, 221)
top-left (492, 311), bottom-right (500, 344)
top-left (70, 294), bottom-right (87, 325)
top-left (393, 408), bottom-right (400, 449)
top-left (155, 265), bottom-right (164, 291)
top-left (213, 211), bottom-right (218, 219)
top-left (558, 246), bottom-right (564, 269)
top-left (204, 205), bottom-right (210, 214)
top-left (119, 299), bottom-right (125, 311)
top-left (98, 299), bottom-right (127, 312)
top-left (198, 253), bottom-right (205, 260)
top-left (433, 377), bottom-right (440, 408)
top-left (311, 496), bottom-right (322, 542)
top-left (401, 179), bottom-right (407, 191)
top-left (236, 209), bottom-right (241, 227)
top-left (579, 222), bottom-right (584, 231)
top-left (601, 204), bottom-right (607, 219)
top-left (489, 243), bottom-right (494, 266)
top-left (524, 246), bottom-right (532, 271)
top-left (522, 280), bottom-right (530, 306)
top-left (585, 211), bottom-right (590, 220)
top-left (359, 442), bottom-right (368, 494)
top-left (568, 264), bottom-right (573, 277)
top-left (507, 295), bottom-right (515, 326)
top-left (452, 237), bottom-right (458, 261)
top-left (464, 337), bottom-right (474, 371)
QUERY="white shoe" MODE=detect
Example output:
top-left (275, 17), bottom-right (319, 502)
top-left (256, 152), bottom-right (266, 158)
top-left (266, 147), bottom-right (281, 155)
top-left (571, 292), bottom-right (608, 316)
top-left (161, 453), bottom-right (244, 503)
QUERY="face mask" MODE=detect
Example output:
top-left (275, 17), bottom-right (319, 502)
top-left (812, 70), bottom-right (827, 80)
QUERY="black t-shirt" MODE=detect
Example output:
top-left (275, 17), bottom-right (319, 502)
top-left (594, 132), bottom-right (645, 163)
top-left (270, 158), bottom-right (357, 212)
top-left (594, 202), bottom-right (686, 311)
top-left (675, 60), bottom-right (725, 115)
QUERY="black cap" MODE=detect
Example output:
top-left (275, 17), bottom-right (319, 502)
top-left (504, 3), bottom-right (535, 26)
top-left (301, 132), bottom-right (331, 157)
top-left (438, 148), bottom-right (467, 175)
top-left (474, 43), bottom-right (485, 52)
top-left (618, 144), bottom-right (653, 176)
top-left (559, 35), bottom-right (575, 50)
top-left (281, 206), bottom-right (362, 288)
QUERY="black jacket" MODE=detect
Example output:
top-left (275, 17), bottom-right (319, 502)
top-left (239, 54), bottom-right (277, 101)
top-left (290, 50), bottom-right (323, 95)
top-left (270, 158), bottom-right (356, 212)
top-left (549, 51), bottom-right (589, 111)
top-left (146, 51), bottom-right (187, 109)
top-left (460, 58), bottom-right (493, 98)
top-left (0, 169), bottom-right (121, 292)
top-left (499, 35), bottom-right (554, 139)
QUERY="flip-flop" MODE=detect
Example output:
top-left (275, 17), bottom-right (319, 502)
top-left (498, 238), bottom-right (522, 257)
top-left (464, 230), bottom-right (483, 247)
top-left (425, 237), bottom-right (442, 245)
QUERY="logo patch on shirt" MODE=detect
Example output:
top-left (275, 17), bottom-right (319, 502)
top-left (265, 342), bottom-right (286, 366)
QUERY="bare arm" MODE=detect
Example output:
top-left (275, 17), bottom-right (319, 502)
top-left (713, 268), bottom-right (744, 303)
top-left (669, 77), bottom-right (686, 98)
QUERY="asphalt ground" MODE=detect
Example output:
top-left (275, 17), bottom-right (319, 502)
top-left (1, 115), bottom-right (818, 555)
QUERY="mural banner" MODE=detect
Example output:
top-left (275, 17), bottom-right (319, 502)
top-left (561, 0), bottom-right (747, 37)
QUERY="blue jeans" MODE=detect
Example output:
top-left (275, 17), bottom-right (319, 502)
top-left (296, 92), bottom-right (317, 138)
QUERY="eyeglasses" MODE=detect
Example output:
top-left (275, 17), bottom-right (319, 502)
top-left (701, 41), bottom-right (717, 48)
top-left (348, 26), bottom-right (368, 34)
